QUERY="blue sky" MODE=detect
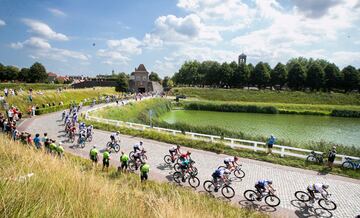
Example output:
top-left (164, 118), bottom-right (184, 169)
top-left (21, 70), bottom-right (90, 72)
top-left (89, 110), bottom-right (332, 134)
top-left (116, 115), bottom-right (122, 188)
top-left (0, 0), bottom-right (359, 77)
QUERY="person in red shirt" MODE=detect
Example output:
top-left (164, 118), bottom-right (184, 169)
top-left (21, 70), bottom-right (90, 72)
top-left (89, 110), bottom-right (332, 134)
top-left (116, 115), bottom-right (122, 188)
top-left (26, 134), bottom-right (33, 146)
top-left (179, 151), bottom-right (191, 161)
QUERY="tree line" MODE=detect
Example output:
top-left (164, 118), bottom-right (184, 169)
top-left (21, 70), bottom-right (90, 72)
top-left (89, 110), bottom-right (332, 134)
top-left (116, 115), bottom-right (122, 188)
top-left (0, 62), bottom-right (49, 83)
top-left (172, 57), bottom-right (360, 92)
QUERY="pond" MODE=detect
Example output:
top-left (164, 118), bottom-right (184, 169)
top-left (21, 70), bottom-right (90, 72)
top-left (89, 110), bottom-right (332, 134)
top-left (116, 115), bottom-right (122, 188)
top-left (159, 110), bottom-right (360, 147)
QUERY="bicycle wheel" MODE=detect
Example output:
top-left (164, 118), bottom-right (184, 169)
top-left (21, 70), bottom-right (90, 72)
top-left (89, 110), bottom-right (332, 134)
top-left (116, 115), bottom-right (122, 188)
top-left (174, 163), bottom-right (181, 172)
top-left (265, 195), bottom-right (281, 207)
top-left (244, 190), bottom-right (257, 201)
top-left (234, 169), bottom-right (245, 179)
top-left (173, 172), bottom-right (182, 184)
top-left (128, 161), bottom-right (137, 172)
top-left (80, 141), bottom-right (85, 148)
top-left (221, 185), bottom-right (235, 199)
top-left (191, 167), bottom-right (198, 176)
top-left (87, 135), bottom-right (93, 142)
top-left (164, 155), bottom-right (172, 164)
top-left (141, 154), bottom-right (148, 161)
top-left (306, 155), bottom-right (317, 163)
top-left (342, 161), bottom-right (354, 169)
top-left (113, 144), bottom-right (120, 153)
top-left (188, 176), bottom-right (200, 188)
top-left (318, 199), bottom-right (337, 211)
top-left (203, 180), bottom-right (215, 192)
top-left (294, 191), bottom-right (310, 202)
top-left (129, 151), bottom-right (134, 160)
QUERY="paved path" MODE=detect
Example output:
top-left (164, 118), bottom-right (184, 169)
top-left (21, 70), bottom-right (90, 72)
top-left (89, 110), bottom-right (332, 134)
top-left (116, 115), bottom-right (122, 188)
top-left (19, 105), bottom-right (360, 218)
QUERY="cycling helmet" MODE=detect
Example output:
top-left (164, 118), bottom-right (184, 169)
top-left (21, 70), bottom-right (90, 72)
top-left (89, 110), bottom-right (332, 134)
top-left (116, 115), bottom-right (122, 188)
top-left (140, 141), bottom-right (143, 145)
top-left (267, 180), bottom-right (273, 184)
top-left (177, 145), bottom-right (181, 149)
top-left (234, 156), bottom-right (239, 161)
top-left (93, 145), bottom-right (96, 148)
top-left (187, 151), bottom-right (191, 155)
top-left (322, 184), bottom-right (329, 189)
top-left (116, 131), bottom-right (120, 134)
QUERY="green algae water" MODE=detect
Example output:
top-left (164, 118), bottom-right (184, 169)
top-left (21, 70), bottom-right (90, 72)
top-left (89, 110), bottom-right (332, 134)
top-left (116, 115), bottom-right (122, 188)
top-left (160, 110), bottom-right (360, 147)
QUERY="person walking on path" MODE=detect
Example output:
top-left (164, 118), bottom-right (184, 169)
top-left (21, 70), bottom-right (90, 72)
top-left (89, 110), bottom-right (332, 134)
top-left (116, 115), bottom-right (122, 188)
top-left (102, 149), bottom-right (111, 171)
top-left (119, 151), bottom-right (129, 172)
top-left (327, 146), bottom-right (337, 169)
top-left (267, 134), bottom-right (276, 155)
top-left (140, 161), bottom-right (150, 182)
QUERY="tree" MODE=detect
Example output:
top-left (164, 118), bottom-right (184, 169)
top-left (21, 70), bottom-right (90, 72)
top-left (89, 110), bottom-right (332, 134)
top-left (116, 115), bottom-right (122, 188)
top-left (306, 62), bottom-right (325, 91)
top-left (271, 63), bottom-right (287, 89)
top-left (288, 62), bottom-right (306, 90)
top-left (342, 65), bottom-right (359, 92)
top-left (324, 63), bottom-right (341, 91)
top-left (207, 61), bottom-right (221, 87)
top-left (220, 62), bottom-right (234, 87)
top-left (253, 62), bottom-right (271, 89)
top-left (247, 63), bottom-right (255, 86)
top-left (233, 63), bottom-right (250, 87)
top-left (1, 65), bottom-right (19, 81)
top-left (163, 76), bottom-right (174, 90)
top-left (115, 72), bottom-right (129, 92)
top-left (287, 57), bottom-right (309, 71)
top-left (19, 68), bottom-right (31, 82)
top-left (149, 72), bottom-right (161, 82)
top-left (29, 62), bottom-right (47, 83)
top-left (177, 61), bottom-right (200, 86)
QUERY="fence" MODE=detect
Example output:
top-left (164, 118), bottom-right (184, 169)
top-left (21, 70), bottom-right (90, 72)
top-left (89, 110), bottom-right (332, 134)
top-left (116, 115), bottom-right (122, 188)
top-left (83, 99), bottom-right (360, 165)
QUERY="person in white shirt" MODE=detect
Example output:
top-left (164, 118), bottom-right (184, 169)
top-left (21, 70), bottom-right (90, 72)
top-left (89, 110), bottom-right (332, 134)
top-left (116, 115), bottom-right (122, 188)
top-left (307, 183), bottom-right (329, 202)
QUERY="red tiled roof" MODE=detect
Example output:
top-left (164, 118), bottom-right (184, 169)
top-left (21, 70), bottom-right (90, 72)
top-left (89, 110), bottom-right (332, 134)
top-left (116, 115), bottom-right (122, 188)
top-left (48, 72), bottom-right (57, 77)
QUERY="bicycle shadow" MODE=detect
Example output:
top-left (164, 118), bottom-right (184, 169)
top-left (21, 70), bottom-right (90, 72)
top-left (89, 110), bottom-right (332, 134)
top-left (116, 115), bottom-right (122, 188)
top-left (238, 200), bottom-right (277, 213)
top-left (156, 163), bottom-right (173, 171)
top-left (291, 200), bottom-right (333, 218)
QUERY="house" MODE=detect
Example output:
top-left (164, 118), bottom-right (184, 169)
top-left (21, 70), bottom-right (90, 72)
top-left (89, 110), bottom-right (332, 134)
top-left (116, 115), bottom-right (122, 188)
top-left (47, 72), bottom-right (57, 83)
top-left (129, 64), bottom-right (163, 93)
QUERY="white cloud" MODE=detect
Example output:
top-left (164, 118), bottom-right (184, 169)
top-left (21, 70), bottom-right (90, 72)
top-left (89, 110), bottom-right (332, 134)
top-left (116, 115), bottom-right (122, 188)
top-left (0, 19), bottom-right (5, 26)
top-left (142, 33), bottom-right (163, 49)
top-left (11, 37), bottom-right (52, 49)
top-left (330, 51), bottom-right (360, 68)
top-left (48, 8), bottom-right (66, 17)
top-left (22, 19), bottom-right (68, 41)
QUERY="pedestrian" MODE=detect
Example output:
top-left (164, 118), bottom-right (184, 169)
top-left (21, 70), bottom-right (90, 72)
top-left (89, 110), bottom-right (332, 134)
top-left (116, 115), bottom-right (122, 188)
top-left (102, 149), bottom-right (111, 171)
top-left (49, 139), bottom-right (58, 155)
top-left (140, 161), bottom-right (150, 182)
top-left (31, 105), bottom-right (36, 117)
top-left (33, 133), bottom-right (42, 149)
top-left (119, 151), bottom-right (129, 172)
top-left (4, 88), bottom-right (8, 97)
top-left (89, 145), bottom-right (99, 166)
top-left (327, 146), bottom-right (337, 168)
top-left (266, 134), bottom-right (276, 155)
top-left (26, 134), bottom-right (33, 147)
top-left (57, 142), bottom-right (65, 158)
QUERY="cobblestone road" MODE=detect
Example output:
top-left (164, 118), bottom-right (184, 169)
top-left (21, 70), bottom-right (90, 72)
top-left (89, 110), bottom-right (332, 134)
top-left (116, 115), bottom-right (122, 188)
top-left (20, 104), bottom-right (360, 218)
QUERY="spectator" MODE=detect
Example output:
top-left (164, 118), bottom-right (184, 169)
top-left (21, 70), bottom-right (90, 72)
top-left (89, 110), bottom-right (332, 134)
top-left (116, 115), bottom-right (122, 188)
top-left (140, 161), bottom-right (150, 182)
top-left (26, 134), bottom-right (33, 146)
top-left (266, 134), bottom-right (276, 155)
top-left (33, 133), bottom-right (42, 149)
top-left (12, 127), bottom-right (18, 140)
top-left (31, 105), bottom-right (36, 117)
top-left (57, 142), bottom-right (65, 158)
top-left (327, 146), bottom-right (337, 168)
top-left (4, 88), bottom-right (8, 97)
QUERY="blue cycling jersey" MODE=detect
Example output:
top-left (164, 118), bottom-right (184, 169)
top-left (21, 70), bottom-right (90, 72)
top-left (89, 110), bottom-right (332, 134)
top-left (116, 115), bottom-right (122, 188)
top-left (257, 179), bottom-right (269, 187)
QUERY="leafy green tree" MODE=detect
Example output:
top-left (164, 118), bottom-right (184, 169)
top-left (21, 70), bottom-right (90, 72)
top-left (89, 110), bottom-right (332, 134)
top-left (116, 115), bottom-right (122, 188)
top-left (271, 63), bottom-right (287, 89)
top-left (162, 76), bottom-right (174, 90)
top-left (306, 63), bottom-right (325, 91)
top-left (324, 63), bottom-right (341, 91)
top-left (254, 62), bottom-right (271, 89)
top-left (29, 62), bottom-right (47, 83)
top-left (288, 62), bottom-right (306, 90)
top-left (177, 61), bottom-right (200, 86)
top-left (342, 65), bottom-right (359, 92)
top-left (233, 63), bottom-right (250, 87)
top-left (247, 63), bottom-right (256, 86)
top-left (115, 72), bottom-right (129, 92)
top-left (1, 65), bottom-right (19, 81)
top-left (149, 72), bottom-right (161, 82)
top-left (220, 62), bottom-right (234, 87)
top-left (199, 61), bottom-right (212, 86)
top-left (19, 68), bottom-right (31, 82)
top-left (208, 61), bottom-right (221, 87)
top-left (287, 57), bottom-right (309, 71)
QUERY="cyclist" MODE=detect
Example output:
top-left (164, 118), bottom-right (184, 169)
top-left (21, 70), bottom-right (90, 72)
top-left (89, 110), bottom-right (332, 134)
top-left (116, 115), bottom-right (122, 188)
top-left (102, 149), bottom-right (111, 171)
top-left (255, 179), bottom-right (275, 200)
top-left (86, 125), bottom-right (93, 139)
top-left (61, 110), bottom-right (67, 120)
top-left (224, 156), bottom-right (239, 170)
top-left (79, 122), bottom-right (86, 132)
top-left (110, 131), bottom-right (120, 143)
top-left (78, 129), bottom-right (87, 145)
top-left (72, 112), bottom-right (78, 124)
top-left (133, 141), bottom-right (144, 153)
top-left (212, 168), bottom-right (231, 192)
top-left (307, 183), bottom-right (329, 203)
top-left (179, 151), bottom-right (191, 162)
top-left (169, 145), bottom-right (181, 162)
top-left (179, 158), bottom-right (190, 182)
top-left (140, 161), bottom-right (150, 182)
top-left (120, 151), bottom-right (129, 172)
top-left (89, 145), bottom-right (99, 166)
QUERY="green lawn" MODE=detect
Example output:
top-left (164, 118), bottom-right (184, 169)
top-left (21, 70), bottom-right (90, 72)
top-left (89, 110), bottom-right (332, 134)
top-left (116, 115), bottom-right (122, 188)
top-left (0, 82), bottom-right (67, 91)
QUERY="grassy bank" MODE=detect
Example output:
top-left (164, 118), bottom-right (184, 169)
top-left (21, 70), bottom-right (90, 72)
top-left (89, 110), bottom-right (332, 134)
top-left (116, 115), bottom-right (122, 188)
top-left (3, 87), bottom-right (118, 116)
top-left (82, 119), bottom-right (360, 180)
top-left (0, 82), bottom-right (67, 90)
top-left (91, 99), bottom-right (360, 157)
top-left (172, 87), bottom-right (360, 105)
top-left (0, 135), bottom-right (264, 218)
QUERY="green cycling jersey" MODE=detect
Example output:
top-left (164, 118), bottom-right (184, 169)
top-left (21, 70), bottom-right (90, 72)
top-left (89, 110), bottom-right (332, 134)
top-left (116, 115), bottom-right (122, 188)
top-left (120, 154), bottom-right (129, 162)
top-left (90, 148), bottom-right (98, 157)
top-left (103, 151), bottom-right (110, 160)
top-left (140, 164), bottom-right (150, 173)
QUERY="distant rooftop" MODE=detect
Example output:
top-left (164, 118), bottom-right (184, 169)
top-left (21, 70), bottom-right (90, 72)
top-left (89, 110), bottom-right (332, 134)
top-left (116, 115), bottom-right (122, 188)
top-left (135, 64), bottom-right (148, 72)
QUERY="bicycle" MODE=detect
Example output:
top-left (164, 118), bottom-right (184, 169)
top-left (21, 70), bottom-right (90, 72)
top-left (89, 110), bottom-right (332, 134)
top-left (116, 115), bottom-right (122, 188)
top-left (218, 164), bottom-right (245, 179)
top-left (244, 189), bottom-right (280, 207)
top-left (164, 153), bottom-right (180, 164)
top-left (173, 169), bottom-right (200, 188)
top-left (294, 190), bottom-right (337, 211)
top-left (342, 157), bottom-right (360, 170)
top-left (86, 133), bottom-right (93, 142)
top-left (77, 136), bottom-right (86, 148)
top-left (106, 141), bottom-right (120, 153)
top-left (203, 177), bottom-right (235, 199)
top-left (174, 159), bottom-right (198, 175)
top-left (68, 130), bottom-right (76, 143)
top-left (128, 159), bottom-right (142, 172)
top-left (306, 151), bottom-right (324, 164)
top-left (129, 150), bottom-right (147, 161)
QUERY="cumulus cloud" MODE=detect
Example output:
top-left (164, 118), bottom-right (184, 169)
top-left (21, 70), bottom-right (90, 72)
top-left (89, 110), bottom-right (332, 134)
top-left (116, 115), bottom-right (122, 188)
top-left (292, 0), bottom-right (341, 18)
top-left (48, 8), bottom-right (67, 17)
top-left (11, 37), bottom-right (51, 49)
top-left (22, 19), bottom-right (68, 41)
top-left (0, 19), bottom-right (5, 26)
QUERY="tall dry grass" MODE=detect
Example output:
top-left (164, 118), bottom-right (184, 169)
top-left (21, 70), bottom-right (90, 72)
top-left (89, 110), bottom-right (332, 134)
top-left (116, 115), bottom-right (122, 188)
top-left (0, 135), bottom-right (264, 218)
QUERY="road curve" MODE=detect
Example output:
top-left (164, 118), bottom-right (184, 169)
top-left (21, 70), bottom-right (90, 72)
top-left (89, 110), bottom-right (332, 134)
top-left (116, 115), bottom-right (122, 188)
top-left (18, 104), bottom-right (360, 218)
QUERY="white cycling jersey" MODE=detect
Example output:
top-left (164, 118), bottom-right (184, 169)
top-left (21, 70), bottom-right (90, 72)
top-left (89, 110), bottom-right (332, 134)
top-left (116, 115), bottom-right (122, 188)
top-left (308, 183), bottom-right (326, 195)
top-left (169, 146), bottom-right (177, 152)
top-left (224, 157), bottom-right (234, 163)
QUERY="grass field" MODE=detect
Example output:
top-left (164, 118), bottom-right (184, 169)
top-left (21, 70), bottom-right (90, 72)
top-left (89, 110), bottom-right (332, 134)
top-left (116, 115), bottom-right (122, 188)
top-left (0, 135), bottom-right (264, 218)
top-left (2, 87), bottom-right (118, 116)
top-left (172, 87), bottom-right (360, 105)
top-left (0, 82), bottom-right (67, 91)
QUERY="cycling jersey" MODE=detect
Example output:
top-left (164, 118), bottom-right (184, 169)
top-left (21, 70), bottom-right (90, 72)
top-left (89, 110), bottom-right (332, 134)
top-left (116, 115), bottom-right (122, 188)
top-left (308, 183), bottom-right (326, 195)
top-left (103, 151), bottom-right (110, 160)
top-left (213, 169), bottom-right (224, 178)
top-left (169, 146), bottom-right (178, 152)
top-left (224, 157), bottom-right (234, 163)
top-left (133, 150), bottom-right (142, 158)
top-left (120, 154), bottom-right (129, 163)
top-left (57, 145), bottom-right (64, 153)
top-left (90, 148), bottom-right (98, 157)
top-left (256, 179), bottom-right (270, 188)
top-left (49, 143), bottom-right (57, 151)
top-left (140, 164), bottom-right (150, 173)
